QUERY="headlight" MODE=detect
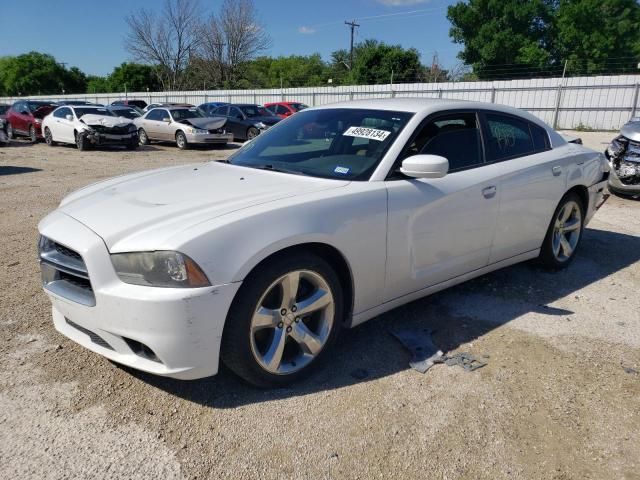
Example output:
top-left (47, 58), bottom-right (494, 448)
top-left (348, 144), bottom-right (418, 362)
top-left (607, 138), bottom-right (625, 158)
top-left (255, 122), bottom-right (266, 129)
top-left (187, 127), bottom-right (208, 134)
top-left (111, 251), bottom-right (210, 288)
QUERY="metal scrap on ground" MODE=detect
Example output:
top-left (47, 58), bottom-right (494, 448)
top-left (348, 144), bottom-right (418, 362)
top-left (391, 328), bottom-right (487, 374)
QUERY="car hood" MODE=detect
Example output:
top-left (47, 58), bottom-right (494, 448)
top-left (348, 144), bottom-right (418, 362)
top-left (57, 162), bottom-right (348, 250)
top-left (177, 117), bottom-right (227, 129)
top-left (620, 121), bottom-right (640, 142)
top-left (33, 105), bottom-right (56, 119)
top-left (81, 114), bottom-right (133, 128)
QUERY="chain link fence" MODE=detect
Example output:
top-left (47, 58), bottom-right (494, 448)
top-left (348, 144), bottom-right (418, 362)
top-left (2, 74), bottom-right (639, 130)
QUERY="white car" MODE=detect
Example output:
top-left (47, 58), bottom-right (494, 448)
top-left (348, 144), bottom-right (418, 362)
top-left (42, 105), bottom-right (139, 150)
top-left (38, 99), bottom-right (609, 387)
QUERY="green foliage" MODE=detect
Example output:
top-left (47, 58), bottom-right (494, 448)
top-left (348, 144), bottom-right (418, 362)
top-left (348, 40), bottom-right (423, 84)
top-left (244, 54), bottom-right (329, 88)
top-left (555, 0), bottom-right (640, 75)
top-left (108, 63), bottom-right (161, 92)
top-left (0, 52), bottom-right (87, 95)
top-left (448, 0), bottom-right (640, 79)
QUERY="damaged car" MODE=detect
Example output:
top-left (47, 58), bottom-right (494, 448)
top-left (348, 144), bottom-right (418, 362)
top-left (38, 99), bottom-right (609, 388)
top-left (605, 117), bottom-right (640, 198)
top-left (134, 106), bottom-right (232, 149)
top-left (42, 106), bottom-right (139, 151)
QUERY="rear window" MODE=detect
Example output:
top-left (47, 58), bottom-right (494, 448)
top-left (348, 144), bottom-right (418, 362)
top-left (484, 113), bottom-right (535, 162)
top-left (531, 123), bottom-right (550, 152)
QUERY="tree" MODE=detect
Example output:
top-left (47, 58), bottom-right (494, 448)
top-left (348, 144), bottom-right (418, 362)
top-left (124, 0), bottom-right (202, 90)
top-left (244, 54), bottom-right (328, 88)
top-left (0, 52), bottom-right (87, 95)
top-left (86, 75), bottom-right (111, 93)
top-left (447, 0), bottom-right (555, 79)
top-left (197, 0), bottom-right (271, 87)
top-left (329, 40), bottom-right (422, 85)
top-left (555, 0), bottom-right (640, 75)
top-left (109, 63), bottom-right (161, 92)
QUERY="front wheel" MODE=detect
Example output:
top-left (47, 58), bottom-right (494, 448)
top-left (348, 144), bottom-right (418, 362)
top-left (75, 131), bottom-right (88, 151)
top-left (176, 131), bottom-right (188, 149)
top-left (44, 127), bottom-right (56, 146)
top-left (221, 252), bottom-right (344, 388)
top-left (138, 128), bottom-right (149, 145)
top-left (29, 125), bottom-right (37, 143)
top-left (246, 127), bottom-right (259, 140)
top-left (538, 192), bottom-right (584, 269)
top-left (6, 123), bottom-right (13, 140)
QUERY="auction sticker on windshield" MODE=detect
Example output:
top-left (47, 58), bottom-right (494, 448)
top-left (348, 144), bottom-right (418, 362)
top-left (343, 126), bottom-right (391, 141)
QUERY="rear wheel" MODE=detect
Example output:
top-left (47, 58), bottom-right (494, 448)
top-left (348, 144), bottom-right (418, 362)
top-left (29, 125), bottom-right (37, 143)
top-left (138, 128), bottom-right (149, 145)
top-left (538, 192), bottom-right (584, 269)
top-left (6, 123), bottom-right (13, 140)
top-left (44, 127), bottom-right (55, 146)
top-left (176, 131), bottom-right (188, 149)
top-left (221, 252), bottom-right (343, 388)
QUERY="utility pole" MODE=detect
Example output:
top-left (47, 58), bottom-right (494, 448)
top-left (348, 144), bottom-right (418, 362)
top-left (344, 20), bottom-right (360, 70)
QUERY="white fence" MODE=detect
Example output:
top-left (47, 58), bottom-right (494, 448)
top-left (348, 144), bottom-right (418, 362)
top-left (3, 74), bottom-right (640, 130)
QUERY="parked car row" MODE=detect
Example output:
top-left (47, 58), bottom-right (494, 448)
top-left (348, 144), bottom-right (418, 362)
top-left (0, 97), bottom-right (308, 149)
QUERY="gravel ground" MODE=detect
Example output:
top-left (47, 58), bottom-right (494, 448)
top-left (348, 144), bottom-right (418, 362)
top-left (1, 132), bottom-right (639, 480)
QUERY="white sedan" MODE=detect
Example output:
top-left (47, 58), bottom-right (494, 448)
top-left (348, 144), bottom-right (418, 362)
top-left (38, 99), bottom-right (609, 387)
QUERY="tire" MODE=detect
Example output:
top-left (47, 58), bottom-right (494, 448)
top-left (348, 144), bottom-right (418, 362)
top-left (75, 131), bottom-right (88, 151)
top-left (246, 127), bottom-right (259, 140)
top-left (29, 125), bottom-right (37, 143)
top-left (138, 128), bottom-right (149, 145)
top-left (538, 192), bottom-right (585, 269)
top-left (44, 127), bottom-right (56, 146)
top-left (6, 123), bottom-right (13, 140)
top-left (221, 252), bottom-right (344, 388)
top-left (176, 131), bottom-right (188, 149)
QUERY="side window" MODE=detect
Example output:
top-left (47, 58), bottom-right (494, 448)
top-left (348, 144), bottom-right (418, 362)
top-left (230, 107), bottom-right (243, 119)
top-left (146, 109), bottom-right (164, 121)
top-left (530, 123), bottom-right (550, 152)
top-left (13, 101), bottom-right (23, 113)
top-left (215, 106), bottom-right (229, 116)
top-left (54, 107), bottom-right (70, 119)
top-left (402, 112), bottom-right (483, 172)
top-left (275, 105), bottom-right (288, 115)
top-left (483, 113), bottom-right (535, 161)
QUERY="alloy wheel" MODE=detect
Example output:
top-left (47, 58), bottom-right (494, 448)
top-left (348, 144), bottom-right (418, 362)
top-left (551, 200), bottom-right (582, 262)
top-left (44, 128), bottom-right (53, 146)
top-left (249, 270), bottom-right (335, 375)
top-left (29, 125), bottom-right (37, 143)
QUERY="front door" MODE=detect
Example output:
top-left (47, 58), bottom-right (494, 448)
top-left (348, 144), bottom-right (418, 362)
top-left (384, 111), bottom-right (500, 301)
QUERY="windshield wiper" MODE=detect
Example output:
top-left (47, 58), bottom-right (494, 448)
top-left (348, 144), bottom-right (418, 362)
top-left (250, 164), bottom-right (310, 176)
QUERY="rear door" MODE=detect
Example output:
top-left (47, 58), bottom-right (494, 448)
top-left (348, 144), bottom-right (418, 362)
top-left (479, 112), bottom-right (567, 263)
top-left (385, 111), bottom-right (501, 301)
top-left (143, 109), bottom-right (166, 140)
top-left (51, 107), bottom-right (74, 143)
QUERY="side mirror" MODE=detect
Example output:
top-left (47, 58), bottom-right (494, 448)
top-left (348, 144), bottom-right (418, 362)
top-left (400, 154), bottom-right (449, 179)
top-left (65, 114), bottom-right (73, 121)
top-left (162, 117), bottom-right (171, 123)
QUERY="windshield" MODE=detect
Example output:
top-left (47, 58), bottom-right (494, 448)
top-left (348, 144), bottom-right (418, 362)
top-left (0, 105), bottom-right (8, 115)
top-left (290, 103), bottom-right (308, 112)
top-left (171, 108), bottom-right (206, 121)
top-left (111, 108), bottom-right (140, 119)
top-left (74, 107), bottom-right (116, 119)
top-left (240, 105), bottom-right (271, 117)
top-left (228, 108), bottom-right (413, 180)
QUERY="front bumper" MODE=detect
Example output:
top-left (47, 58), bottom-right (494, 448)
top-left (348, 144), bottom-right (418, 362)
top-left (608, 164), bottom-right (640, 195)
top-left (87, 131), bottom-right (138, 146)
top-left (38, 211), bottom-right (241, 380)
top-left (185, 132), bottom-right (233, 144)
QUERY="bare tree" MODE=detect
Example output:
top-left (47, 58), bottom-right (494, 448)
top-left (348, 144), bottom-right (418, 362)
top-left (198, 0), bottom-right (271, 87)
top-left (124, 0), bottom-right (201, 90)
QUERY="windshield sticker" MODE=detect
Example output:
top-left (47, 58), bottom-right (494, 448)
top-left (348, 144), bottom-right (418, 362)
top-left (343, 126), bottom-right (391, 142)
top-left (334, 166), bottom-right (350, 175)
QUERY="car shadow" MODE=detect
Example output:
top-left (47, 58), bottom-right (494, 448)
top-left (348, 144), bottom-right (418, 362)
top-left (126, 226), bottom-right (640, 408)
top-left (0, 166), bottom-right (42, 175)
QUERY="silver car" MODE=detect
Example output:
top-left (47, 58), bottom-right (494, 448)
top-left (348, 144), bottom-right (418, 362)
top-left (135, 107), bottom-right (233, 149)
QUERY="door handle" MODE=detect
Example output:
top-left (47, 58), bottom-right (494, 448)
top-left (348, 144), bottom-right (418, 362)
top-left (482, 186), bottom-right (497, 199)
top-left (552, 166), bottom-right (562, 176)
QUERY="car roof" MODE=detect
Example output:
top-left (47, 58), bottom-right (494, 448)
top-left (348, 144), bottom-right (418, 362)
top-left (313, 98), bottom-right (550, 128)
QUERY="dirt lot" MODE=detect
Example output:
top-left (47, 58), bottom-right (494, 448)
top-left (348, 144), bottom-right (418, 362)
top-left (1, 133), bottom-right (639, 480)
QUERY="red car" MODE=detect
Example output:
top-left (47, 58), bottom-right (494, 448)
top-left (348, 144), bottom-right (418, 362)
top-left (6, 100), bottom-right (57, 142)
top-left (264, 101), bottom-right (308, 119)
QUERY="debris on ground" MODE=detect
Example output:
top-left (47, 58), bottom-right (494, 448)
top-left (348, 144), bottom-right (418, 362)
top-left (623, 366), bottom-right (638, 375)
top-left (391, 328), bottom-right (487, 374)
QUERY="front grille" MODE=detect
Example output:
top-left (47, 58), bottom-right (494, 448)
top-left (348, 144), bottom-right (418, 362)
top-left (39, 236), bottom-right (95, 306)
top-left (91, 125), bottom-right (132, 135)
top-left (208, 128), bottom-right (225, 134)
top-left (65, 318), bottom-right (114, 350)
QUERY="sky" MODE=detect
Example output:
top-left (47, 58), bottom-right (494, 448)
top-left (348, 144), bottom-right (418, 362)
top-left (0, 0), bottom-right (462, 76)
